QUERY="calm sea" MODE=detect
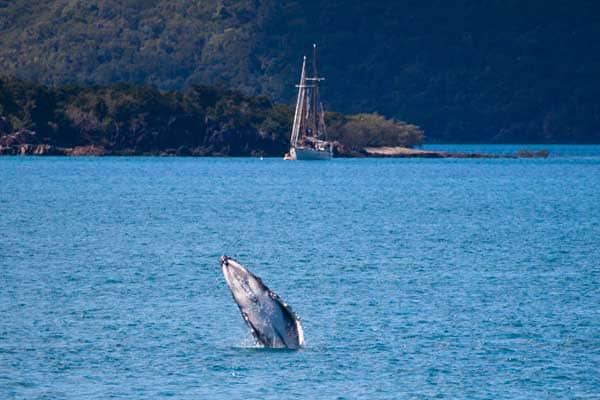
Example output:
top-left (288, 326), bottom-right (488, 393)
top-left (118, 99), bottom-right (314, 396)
top-left (1, 145), bottom-right (599, 399)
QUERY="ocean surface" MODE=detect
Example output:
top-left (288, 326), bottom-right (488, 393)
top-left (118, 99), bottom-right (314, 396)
top-left (1, 145), bottom-right (599, 399)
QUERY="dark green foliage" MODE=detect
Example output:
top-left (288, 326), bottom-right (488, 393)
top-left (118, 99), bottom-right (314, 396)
top-left (1, 1), bottom-right (599, 143)
top-left (0, 76), bottom-right (421, 155)
top-left (327, 113), bottom-right (424, 150)
top-left (0, 76), bottom-right (289, 155)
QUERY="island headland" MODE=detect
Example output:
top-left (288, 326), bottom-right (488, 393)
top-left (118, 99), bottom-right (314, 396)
top-left (1, 76), bottom-right (431, 158)
top-left (0, 77), bottom-right (549, 158)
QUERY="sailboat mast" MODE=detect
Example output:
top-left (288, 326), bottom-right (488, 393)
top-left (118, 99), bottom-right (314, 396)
top-left (311, 43), bottom-right (319, 136)
top-left (311, 43), bottom-right (319, 135)
top-left (290, 56), bottom-right (307, 147)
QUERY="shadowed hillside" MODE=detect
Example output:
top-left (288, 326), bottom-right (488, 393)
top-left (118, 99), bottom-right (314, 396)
top-left (0, 1), bottom-right (599, 143)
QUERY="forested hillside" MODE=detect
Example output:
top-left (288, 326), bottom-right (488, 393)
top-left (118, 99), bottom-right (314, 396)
top-left (0, 0), bottom-right (599, 143)
top-left (0, 76), bottom-right (423, 156)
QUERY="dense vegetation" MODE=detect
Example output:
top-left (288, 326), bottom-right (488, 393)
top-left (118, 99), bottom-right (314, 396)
top-left (0, 1), bottom-right (599, 143)
top-left (0, 76), bottom-right (423, 156)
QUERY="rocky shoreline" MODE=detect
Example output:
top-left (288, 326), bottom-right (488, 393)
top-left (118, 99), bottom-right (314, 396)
top-left (0, 143), bottom-right (550, 159)
top-left (362, 146), bottom-right (549, 159)
top-left (1, 130), bottom-right (549, 159)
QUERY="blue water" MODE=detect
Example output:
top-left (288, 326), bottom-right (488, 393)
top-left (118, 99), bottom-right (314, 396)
top-left (1, 146), bottom-right (599, 399)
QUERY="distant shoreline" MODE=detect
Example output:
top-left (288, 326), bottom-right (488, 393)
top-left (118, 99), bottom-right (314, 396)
top-left (0, 144), bottom-right (550, 159)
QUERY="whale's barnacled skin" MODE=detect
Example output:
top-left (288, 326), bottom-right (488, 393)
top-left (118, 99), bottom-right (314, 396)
top-left (220, 256), bottom-right (304, 349)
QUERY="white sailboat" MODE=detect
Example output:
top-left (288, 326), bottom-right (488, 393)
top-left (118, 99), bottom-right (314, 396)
top-left (284, 44), bottom-right (333, 160)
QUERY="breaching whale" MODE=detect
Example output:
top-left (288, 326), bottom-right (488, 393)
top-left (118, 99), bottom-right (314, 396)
top-left (220, 255), bottom-right (304, 349)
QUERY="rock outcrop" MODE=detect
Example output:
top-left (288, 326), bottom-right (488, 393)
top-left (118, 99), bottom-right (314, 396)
top-left (0, 143), bottom-right (65, 155)
top-left (65, 145), bottom-right (107, 156)
top-left (363, 146), bottom-right (445, 158)
top-left (0, 129), bottom-right (40, 146)
top-left (0, 129), bottom-right (65, 155)
top-left (362, 146), bottom-right (550, 159)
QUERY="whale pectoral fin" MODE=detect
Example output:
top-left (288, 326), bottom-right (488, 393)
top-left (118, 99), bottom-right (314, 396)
top-left (271, 296), bottom-right (303, 348)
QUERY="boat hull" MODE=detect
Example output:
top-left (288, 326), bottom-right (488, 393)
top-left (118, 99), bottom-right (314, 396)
top-left (291, 147), bottom-right (332, 160)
